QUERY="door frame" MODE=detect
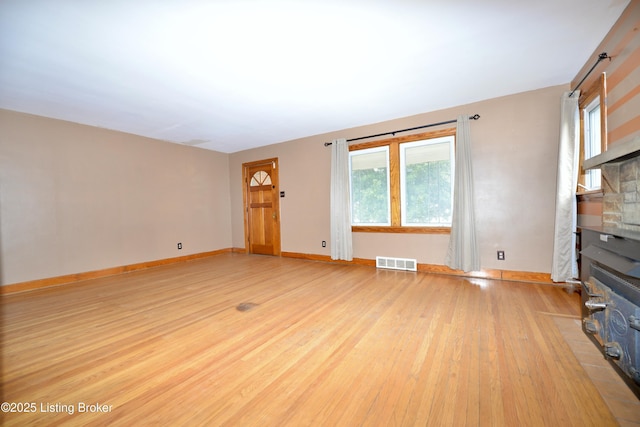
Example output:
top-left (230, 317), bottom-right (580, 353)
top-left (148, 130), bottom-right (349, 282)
top-left (242, 157), bottom-right (281, 255)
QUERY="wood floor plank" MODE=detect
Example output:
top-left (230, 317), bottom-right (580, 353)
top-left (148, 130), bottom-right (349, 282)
top-left (1, 254), bottom-right (618, 426)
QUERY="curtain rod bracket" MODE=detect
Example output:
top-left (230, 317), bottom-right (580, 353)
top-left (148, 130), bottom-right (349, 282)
top-left (569, 52), bottom-right (610, 98)
top-left (599, 52), bottom-right (611, 61)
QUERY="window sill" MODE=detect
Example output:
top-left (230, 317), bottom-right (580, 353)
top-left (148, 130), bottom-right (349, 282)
top-left (352, 226), bottom-right (451, 234)
top-left (576, 189), bottom-right (603, 199)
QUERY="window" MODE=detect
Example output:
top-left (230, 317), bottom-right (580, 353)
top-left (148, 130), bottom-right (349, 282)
top-left (583, 97), bottom-right (602, 189)
top-left (348, 130), bottom-right (455, 233)
top-left (250, 170), bottom-right (272, 186)
top-left (349, 146), bottom-right (390, 225)
top-left (400, 136), bottom-right (454, 226)
top-left (584, 102), bottom-right (602, 188)
top-left (578, 73), bottom-right (607, 192)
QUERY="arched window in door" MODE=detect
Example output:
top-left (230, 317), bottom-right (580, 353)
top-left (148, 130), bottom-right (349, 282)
top-left (250, 170), bottom-right (272, 186)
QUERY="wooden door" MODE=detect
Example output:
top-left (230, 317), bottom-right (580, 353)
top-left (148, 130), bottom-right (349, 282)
top-left (243, 158), bottom-right (281, 255)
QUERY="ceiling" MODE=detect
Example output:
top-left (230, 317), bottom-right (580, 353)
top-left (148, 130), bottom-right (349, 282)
top-left (0, 0), bottom-right (630, 153)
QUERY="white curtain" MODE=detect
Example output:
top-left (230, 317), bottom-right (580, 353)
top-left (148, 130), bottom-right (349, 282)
top-left (445, 115), bottom-right (480, 272)
top-left (551, 91), bottom-right (580, 282)
top-left (330, 138), bottom-right (353, 261)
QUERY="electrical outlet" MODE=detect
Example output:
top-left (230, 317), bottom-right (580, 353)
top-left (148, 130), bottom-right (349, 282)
top-left (497, 250), bottom-right (505, 260)
top-left (177, 242), bottom-right (182, 250)
top-left (322, 241), bottom-right (326, 248)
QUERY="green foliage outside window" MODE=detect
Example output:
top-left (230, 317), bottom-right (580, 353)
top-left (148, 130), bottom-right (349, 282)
top-left (349, 134), bottom-right (454, 229)
top-left (351, 167), bottom-right (389, 224)
top-left (404, 160), bottom-right (451, 225)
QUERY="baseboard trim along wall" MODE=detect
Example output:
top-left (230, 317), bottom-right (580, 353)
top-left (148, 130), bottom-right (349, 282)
top-left (1, 249), bottom-right (234, 295)
top-left (280, 251), bottom-right (554, 284)
top-left (2, 248), bottom-right (555, 295)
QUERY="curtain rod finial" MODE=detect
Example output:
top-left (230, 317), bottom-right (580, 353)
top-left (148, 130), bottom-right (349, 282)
top-left (470, 114), bottom-right (480, 120)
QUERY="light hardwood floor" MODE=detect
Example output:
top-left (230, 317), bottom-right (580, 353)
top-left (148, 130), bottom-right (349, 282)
top-left (1, 254), bottom-right (620, 426)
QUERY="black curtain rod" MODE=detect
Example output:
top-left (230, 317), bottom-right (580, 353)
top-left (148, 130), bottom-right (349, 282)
top-left (569, 52), bottom-right (610, 98)
top-left (324, 114), bottom-right (480, 146)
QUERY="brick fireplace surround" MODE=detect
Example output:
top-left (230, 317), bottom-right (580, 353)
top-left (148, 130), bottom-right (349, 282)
top-left (602, 155), bottom-right (640, 233)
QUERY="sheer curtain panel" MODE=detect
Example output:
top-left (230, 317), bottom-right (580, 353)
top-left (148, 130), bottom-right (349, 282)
top-left (445, 115), bottom-right (480, 272)
top-left (330, 138), bottom-right (353, 261)
top-left (551, 91), bottom-right (580, 282)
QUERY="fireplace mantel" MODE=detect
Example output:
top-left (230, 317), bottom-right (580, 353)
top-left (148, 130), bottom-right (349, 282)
top-left (584, 136), bottom-right (640, 169)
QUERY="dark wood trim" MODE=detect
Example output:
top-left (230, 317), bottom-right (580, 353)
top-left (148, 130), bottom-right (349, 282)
top-left (501, 270), bottom-right (553, 284)
top-left (281, 251), bottom-right (555, 284)
top-left (347, 128), bottom-right (456, 151)
top-left (352, 226), bottom-right (451, 234)
top-left (416, 263), bottom-right (502, 280)
top-left (577, 72), bottom-right (607, 190)
top-left (349, 129), bottom-right (457, 230)
top-left (280, 251), bottom-right (375, 266)
top-left (0, 249), bottom-right (234, 295)
top-left (576, 189), bottom-right (604, 200)
top-left (2, 248), bottom-right (557, 295)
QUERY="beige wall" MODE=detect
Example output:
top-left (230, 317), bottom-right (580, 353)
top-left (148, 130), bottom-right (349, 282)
top-left (230, 84), bottom-right (568, 274)
top-left (0, 110), bottom-right (232, 285)
top-left (0, 84), bottom-right (569, 285)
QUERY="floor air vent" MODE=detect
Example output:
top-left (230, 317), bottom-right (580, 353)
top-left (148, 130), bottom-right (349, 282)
top-left (376, 256), bottom-right (417, 272)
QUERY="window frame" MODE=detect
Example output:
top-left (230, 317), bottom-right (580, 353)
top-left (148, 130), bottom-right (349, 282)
top-left (349, 145), bottom-right (391, 226)
top-left (399, 135), bottom-right (455, 227)
top-left (349, 128), bottom-right (455, 234)
top-left (577, 72), bottom-right (607, 194)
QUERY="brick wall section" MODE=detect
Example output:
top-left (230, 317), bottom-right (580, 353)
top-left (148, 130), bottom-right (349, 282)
top-left (602, 157), bottom-right (640, 231)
